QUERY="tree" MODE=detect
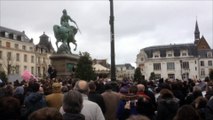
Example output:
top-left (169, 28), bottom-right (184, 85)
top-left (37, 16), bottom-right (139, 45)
top-left (0, 71), bottom-right (7, 83)
top-left (209, 69), bottom-right (213, 80)
top-left (134, 67), bottom-right (143, 83)
top-left (149, 72), bottom-right (156, 80)
top-left (75, 52), bottom-right (96, 81)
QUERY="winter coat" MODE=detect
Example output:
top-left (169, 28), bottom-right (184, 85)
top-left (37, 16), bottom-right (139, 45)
top-left (63, 113), bottom-right (85, 120)
top-left (206, 98), bottom-right (213, 120)
top-left (157, 98), bottom-right (179, 120)
top-left (23, 92), bottom-right (47, 118)
top-left (88, 91), bottom-right (106, 114)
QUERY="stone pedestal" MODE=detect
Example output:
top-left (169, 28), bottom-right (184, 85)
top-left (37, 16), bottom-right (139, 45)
top-left (49, 54), bottom-right (79, 79)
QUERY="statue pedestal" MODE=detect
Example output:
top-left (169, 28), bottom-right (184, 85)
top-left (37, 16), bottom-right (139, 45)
top-left (49, 54), bottom-right (79, 79)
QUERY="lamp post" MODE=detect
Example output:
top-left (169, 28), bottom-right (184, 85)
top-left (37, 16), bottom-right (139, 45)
top-left (109, 0), bottom-right (116, 81)
top-left (180, 60), bottom-right (183, 80)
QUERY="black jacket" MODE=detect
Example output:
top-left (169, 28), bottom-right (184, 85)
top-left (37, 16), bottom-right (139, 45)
top-left (63, 113), bottom-right (85, 120)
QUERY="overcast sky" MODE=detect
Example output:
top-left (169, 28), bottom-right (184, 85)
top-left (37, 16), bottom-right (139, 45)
top-left (1, 0), bottom-right (212, 67)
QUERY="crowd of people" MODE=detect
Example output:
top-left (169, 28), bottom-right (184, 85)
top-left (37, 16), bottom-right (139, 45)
top-left (0, 77), bottom-right (213, 120)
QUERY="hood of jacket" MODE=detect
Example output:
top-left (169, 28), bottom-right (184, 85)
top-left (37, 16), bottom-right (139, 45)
top-left (26, 92), bottom-right (43, 103)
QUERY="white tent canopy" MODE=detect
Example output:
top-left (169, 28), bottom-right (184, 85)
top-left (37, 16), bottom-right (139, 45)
top-left (93, 64), bottom-right (110, 73)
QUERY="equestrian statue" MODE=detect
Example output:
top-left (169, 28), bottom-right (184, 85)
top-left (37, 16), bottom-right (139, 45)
top-left (53, 9), bottom-right (80, 54)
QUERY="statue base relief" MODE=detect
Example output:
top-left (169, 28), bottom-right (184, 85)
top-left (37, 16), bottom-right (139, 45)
top-left (49, 53), bottom-right (79, 79)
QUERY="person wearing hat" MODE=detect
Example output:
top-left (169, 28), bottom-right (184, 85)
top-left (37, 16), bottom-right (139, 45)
top-left (46, 82), bottom-right (63, 110)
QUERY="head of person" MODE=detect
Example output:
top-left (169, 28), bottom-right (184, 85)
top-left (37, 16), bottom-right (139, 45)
top-left (74, 80), bottom-right (89, 94)
top-left (63, 90), bottom-right (83, 114)
top-left (28, 81), bottom-right (40, 92)
top-left (28, 107), bottom-right (63, 120)
top-left (0, 97), bottom-right (21, 119)
top-left (88, 81), bottom-right (96, 92)
top-left (159, 88), bottom-right (174, 99)
top-left (137, 84), bottom-right (145, 92)
top-left (173, 105), bottom-right (201, 120)
top-left (52, 82), bottom-right (61, 93)
top-left (62, 9), bottom-right (67, 15)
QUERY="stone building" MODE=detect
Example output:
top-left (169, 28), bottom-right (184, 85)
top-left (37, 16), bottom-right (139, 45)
top-left (116, 63), bottom-right (135, 80)
top-left (136, 21), bottom-right (213, 80)
top-left (0, 26), bottom-right (54, 80)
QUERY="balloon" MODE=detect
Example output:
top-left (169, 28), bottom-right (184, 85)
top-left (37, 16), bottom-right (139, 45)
top-left (21, 70), bottom-right (32, 82)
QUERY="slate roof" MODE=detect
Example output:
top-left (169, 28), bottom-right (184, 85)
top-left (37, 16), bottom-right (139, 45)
top-left (143, 43), bottom-right (198, 58)
top-left (0, 26), bottom-right (31, 42)
top-left (198, 49), bottom-right (213, 58)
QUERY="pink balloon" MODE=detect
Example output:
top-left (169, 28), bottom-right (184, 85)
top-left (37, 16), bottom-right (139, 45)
top-left (21, 70), bottom-right (32, 82)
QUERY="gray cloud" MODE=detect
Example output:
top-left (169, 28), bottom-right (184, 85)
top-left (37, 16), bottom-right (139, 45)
top-left (1, 0), bottom-right (212, 67)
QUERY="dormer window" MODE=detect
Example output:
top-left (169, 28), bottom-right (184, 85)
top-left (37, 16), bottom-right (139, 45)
top-left (153, 51), bottom-right (160, 58)
top-left (181, 49), bottom-right (188, 57)
top-left (167, 50), bottom-right (173, 57)
top-left (207, 52), bottom-right (212, 58)
top-left (5, 32), bottom-right (9, 38)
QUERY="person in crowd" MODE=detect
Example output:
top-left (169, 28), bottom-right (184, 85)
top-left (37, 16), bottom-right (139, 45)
top-left (23, 81), bottom-right (47, 119)
top-left (117, 85), bottom-right (138, 120)
top-left (60, 80), bottom-right (105, 120)
top-left (185, 86), bottom-right (203, 104)
top-left (62, 90), bottom-right (85, 120)
top-left (173, 105), bottom-right (201, 120)
top-left (45, 82), bottom-right (63, 110)
top-left (0, 96), bottom-right (21, 120)
top-left (205, 97), bottom-right (213, 120)
top-left (192, 96), bottom-right (207, 120)
top-left (102, 82), bottom-right (120, 120)
top-left (28, 107), bottom-right (63, 120)
top-left (156, 89), bottom-right (179, 120)
top-left (13, 85), bottom-right (25, 105)
top-left (136, 84), bottom-right (155, 120)
top-left (88, 81), bottom-right (106, 114)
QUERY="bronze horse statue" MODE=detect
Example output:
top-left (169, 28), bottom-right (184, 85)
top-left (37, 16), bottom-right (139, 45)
top-left (53, 25), bottom-right (77, 53)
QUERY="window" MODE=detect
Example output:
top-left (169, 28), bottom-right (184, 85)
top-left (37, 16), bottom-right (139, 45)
top-left (0, 51), bottom-right (2, 59)
top-left (141, 57), bottom-right (144, 61)
top-left (31, 56), bottom-right (34, 63)
top-left (201, 69), bottom-right (205, 76)
top-left (7, 52), bottom-right (11, 60)
top-left (22, 45), bottom-right (26, 50)
top-left (182, 62), bottom-right (189, 69)
top-left (153, 63), bottom-right (161, 70)
top-left (154, 54), bottom-right (160, 58)
top-left (0, 40), bottom-right (2, 46)
top-left (207, 52), bottom-right (212, 58)
top-left (168, 74), bottom-right (175, 79)
top-left (5, 32), bottom-right (9, 37)
top-left (29, 47), bottom-right (33, 51)
top-left (31, 67), bottom-right (34, 74)
top-left (15, 44), bottom-right (19, 49)
top-left (16, 53), bottom-right (20, 61)
top-left (6, 42), bottom-right (11, 48)
top-left (182, 53), bottom-right (187, 56)
top-left (16, 65), bottom-right (20, 74)
top-left (167, 62), bottom-right (175, 70)
top-left (208, 60), bottom-right (212, 66)
top-left (24, 54), bottom-right (27, 62)
top-left (200, 61), bottom-right (205, 66)
top-left (195, 67), bottom-right (197, 71)
top-left (167, 53), bottom-right (173, 57)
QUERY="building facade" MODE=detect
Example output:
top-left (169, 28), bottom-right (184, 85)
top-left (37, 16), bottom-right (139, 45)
top-left (136, 21), bottom-right (213, 80)
top-left (116, 63), bottom-right (135, 80)
top-left (0, 26), bottom-right (54, 80)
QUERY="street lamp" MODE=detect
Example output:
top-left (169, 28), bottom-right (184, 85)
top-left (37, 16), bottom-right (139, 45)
top-left (180, 60), bottom-right (183, 80)
top-left (109, 0), bottom-right (116, 81)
